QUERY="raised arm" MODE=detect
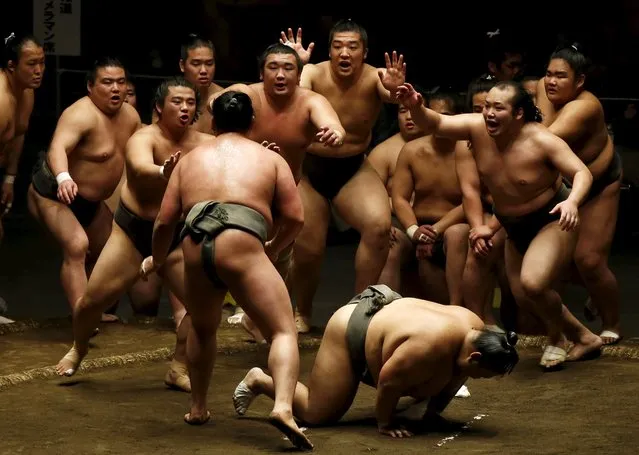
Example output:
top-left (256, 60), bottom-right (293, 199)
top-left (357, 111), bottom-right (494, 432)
top-left (267, 153), bottom-right (304, 258)
top-left (396, 83), bottom-right (475, 140)
top-left (376, 51), bottom-right (406, 103)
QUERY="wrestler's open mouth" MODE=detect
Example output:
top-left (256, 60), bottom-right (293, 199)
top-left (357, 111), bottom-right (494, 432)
top-left (275, 83), bottom-right (286, 89)
top-left (111, 95), bottom-right (121, 101)
top-left (339, 61), bottom-right (351, 69)
top-left (179, 114), bottom-right (190, 122)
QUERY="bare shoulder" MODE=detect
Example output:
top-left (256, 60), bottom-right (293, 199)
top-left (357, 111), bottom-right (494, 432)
top-left (193, 130), bottom-right (216, 145)
top-left (369, 133), bottom-right (401, 158)
top-left (527, 123), bottom-right (564, 149)
top-left (120, 102), bottom-right (141, 126)
top-left (58, 97), bottom-right (97, 127)
top-left (303, 62), bottom-right (323, 78)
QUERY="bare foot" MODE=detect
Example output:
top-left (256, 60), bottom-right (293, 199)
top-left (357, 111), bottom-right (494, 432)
top-left (101, 313), bottom-right (119, 323)
top-left (567, 334), bottom-right (603, 361)
top-left (184, 410), bottom-right (210, 425)
top-left (55, 345), bottom-right (86, 377)
top-left (233, 367), bottom-right (263, 415)
top-left (268, 410), bottom-right (313, 451)
top-left (241, 314), bottom-right (267, 345)
top-left (165, 360), bottom-right (191, 392)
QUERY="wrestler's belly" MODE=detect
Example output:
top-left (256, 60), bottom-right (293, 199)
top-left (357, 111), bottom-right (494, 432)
top-left (307, 137), bottom-right (368, 159)
top-left (70, 159), bottom-right (124, 201)
top-left (119, 183), bottom-right (162, 221)
top-left (413, 199), bottom-right (457, 224)
top-left (582, 139), bottom-right (614, 181)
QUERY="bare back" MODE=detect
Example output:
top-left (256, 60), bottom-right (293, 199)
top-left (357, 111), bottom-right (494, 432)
top-left (247, 83), bottom-right (318, 182)
top-left (468, 118), bottom-right (562, 216)
top-left (176, 134), bottom-right (283, 228)
top-left (121, 124), bottom-right (214, 219)
top-left (366, 298), bottom-right (483, 392)
top-left (537, 87), bottom-right (614, 179)
top-left (407, 136), bottom-right (461, 222)
top-left (57, 97), bottom-right (139, 200)
top-left (305, 62), bottom-right (382, 157)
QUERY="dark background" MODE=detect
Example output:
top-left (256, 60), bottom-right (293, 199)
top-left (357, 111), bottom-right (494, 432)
top-left (2, 0), bottom-right (639, 211)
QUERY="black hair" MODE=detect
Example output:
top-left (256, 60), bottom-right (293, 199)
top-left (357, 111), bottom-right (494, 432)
top-left (473, 330), bottom-right (519, 375)
top-left (258, 43), bottom-right (303, 74)
top-left (328, 19), bottom-right (368, 49)
top-left (427, 87), bottom-right (464, 115)
top-left (548, 42), bottom-right (590, 79)
top-left (466, 77), bottom-right (497, 112)
top-left (1, 31), bottom-right (42, 69)
top-left (212, 91), bottom-right (253, 134)
top-left (494, 80), bottom-right (542, 123)
top-left (153, 76), bottom-right (200, 121)
top-left (180, 33), bottom-right (215, 61)
top-left (484, 29), bottom-right (523, 67)
top-left (86, 56), bottom-right (126, 85)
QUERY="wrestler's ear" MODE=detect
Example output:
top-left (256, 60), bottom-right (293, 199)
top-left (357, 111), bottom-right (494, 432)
top-left (575, 73), bottom-right (585, 91)
top-left (6, 59), bottom-right (16, 72)
top-left (179, 59), bottom-right (186, 73)
top-left (363, 47), bottom-right (368, 60)
top-left (469, 352), bottom-right (482, 364)
top-left (514, 107), bottom-right (524, 121)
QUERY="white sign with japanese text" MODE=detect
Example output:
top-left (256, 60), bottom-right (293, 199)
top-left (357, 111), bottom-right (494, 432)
top-left (33, 0), bottom-right (81, 56)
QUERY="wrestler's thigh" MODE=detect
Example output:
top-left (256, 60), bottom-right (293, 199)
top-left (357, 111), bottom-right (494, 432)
top-left (85, 202), bottom-right (114, 258)
top-left (333, 160), bottom-right (391, 234)
top-left (306, 306), bottom-right (360, 423)
top-left (521, 222), bottom-right (577, 291)
top-left (295, 177), bottom-right (331, 248)
top-left (28, 186), bottom-right (89, 255)
top-left (84, 222), bottom-right (144, 306)
top-left (576, 181), bottom-right (621, 259)
top-left (180, 237), bottom-right (225, 326)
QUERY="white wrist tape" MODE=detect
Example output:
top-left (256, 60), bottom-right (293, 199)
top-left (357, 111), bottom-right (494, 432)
top-left (406, 224), bottom-right (418, 239)
top-left (55, 172), bottom-right (72, 185)
top-left (3, 174), bottom-right (16, 184)
top-left (159, 165), bottom-right (166, 178)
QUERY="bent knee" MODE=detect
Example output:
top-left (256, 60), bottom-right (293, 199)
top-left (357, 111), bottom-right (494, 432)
top-left (359, 217), bottom-right (391, 245)
top-left (64, 236), bottom-right (90, 261)
top-left (519, 273), bottom-right (547, 299)
top-left (574, 251), bottom-right (608, 276)
top-left (444, 223), bottom-right (470, 243)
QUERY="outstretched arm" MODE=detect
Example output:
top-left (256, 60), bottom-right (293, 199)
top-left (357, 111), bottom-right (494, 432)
top-left (268, 154), bottom-right (304, 258)
top-left (396, 83), bottom-right (475, 140)
top-left (306, 93), bottom-right (346, 155)
top-left (151, 162), bottom-right (183, 267)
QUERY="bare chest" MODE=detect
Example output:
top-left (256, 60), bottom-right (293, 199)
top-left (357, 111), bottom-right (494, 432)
top-left (78, 116), bottom-right (132, 163)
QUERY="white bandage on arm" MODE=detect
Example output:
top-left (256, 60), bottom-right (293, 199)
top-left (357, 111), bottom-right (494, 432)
top-left (3, 174), bottom-right (16, 184)
top-left (406, 224), bottom-right (418, 240)
top-left (159, 165), bottom-right (166, 179)
top-left (55, 172), bottom-right (72, 185)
